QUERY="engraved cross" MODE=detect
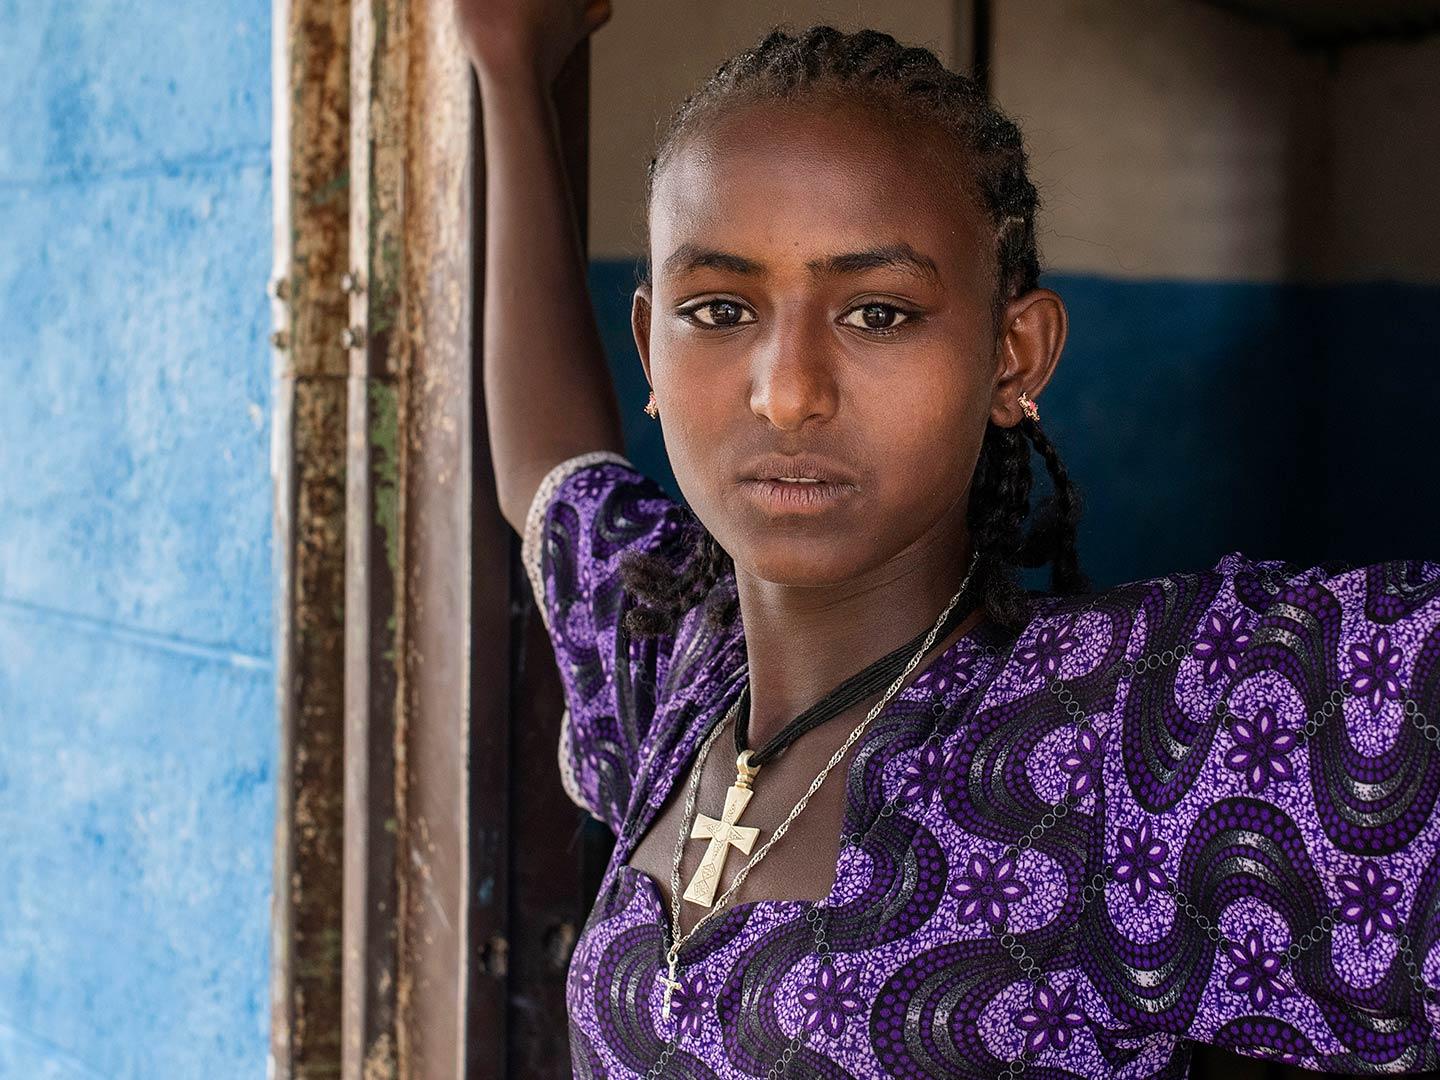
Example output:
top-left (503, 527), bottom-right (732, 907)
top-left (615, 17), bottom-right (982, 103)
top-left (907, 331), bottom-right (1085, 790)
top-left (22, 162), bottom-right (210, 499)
top-left (681, 783), bottom-right (761, 907)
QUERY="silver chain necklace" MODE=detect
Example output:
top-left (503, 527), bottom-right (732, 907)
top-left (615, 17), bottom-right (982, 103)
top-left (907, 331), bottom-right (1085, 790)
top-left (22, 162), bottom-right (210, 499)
top-left (659, 552), bottom-right (981, 1018)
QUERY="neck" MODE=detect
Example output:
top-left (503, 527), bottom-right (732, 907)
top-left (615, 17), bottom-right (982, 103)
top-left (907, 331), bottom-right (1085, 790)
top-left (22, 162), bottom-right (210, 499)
top-left (732, 512), bottom-right (983, 750)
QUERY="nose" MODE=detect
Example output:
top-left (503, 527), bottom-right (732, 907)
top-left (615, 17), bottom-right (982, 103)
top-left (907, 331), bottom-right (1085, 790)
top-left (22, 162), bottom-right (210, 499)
top-left (748, 319), bottom-right (840, 431)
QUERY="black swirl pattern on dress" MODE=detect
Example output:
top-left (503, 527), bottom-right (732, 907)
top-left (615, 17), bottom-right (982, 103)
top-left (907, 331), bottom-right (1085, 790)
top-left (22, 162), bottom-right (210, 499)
top-left (592, 923), bottom-right (665, 1070)
top-left (1121, 572), bottom-right (1225, 813)
top-left (714, 915), bottom-right (816, 1076)
top-left (1379, 842), bottom-right (1440, 1066)
top-left (675, 900), bottom-right (752, 968)
top-left (610, 578), bottom-right (663, 750)
top-left (547, 503), bottom-right (606, 701)
top-left (1411, 615), bottom-right (1440, 731)
top-left (567, 1022), bottom-right (604, 1080)
top-left (941, 687), bottom-right (1094, 869)
top-left (1250, 576), bottom-right (1440, 855)
top-left (1308, 696), bottom-right (1439, 857)
top-left (1364, 559), bottom-right (1440, 623)
top-left (543, 499), bottom-right (581, 620)
top-left (1066, 589), bottom-right (1135, 698)
top-left (1209, 1017), bottom-right (1314, 1065)
top-left (934, 664), bottom-right (1104, 1008)
top-left (1292, 833), bottom-right (1439, 1071)
top-left (825, 814), bottom-right (950, 952)
top-left (1022, 760), bottom-right (1108, 992)
top-left (661, 602), bottom-right (741, 703)
top-left (593, 922), bottom-right (718, 1079)
top-left (542, 458), bottom-right (1440, 1080)
top-left (592, 479), bottom-right (676, 563)
top-left (617, 660), bottom-right (748, 853)
top-left (1143, 1038), bottom-right (1195, 1079)
top-left (869, 937), bottom-right (1032, 1078)
top-left (590, 484), bottom-right (689, 806)
top-left (1088, 1019), bottom-right (1177, 1075)
top-left (1230, 558), bottom-right (1307, 612)
top-left (842, 697), bottom-right (936, 834)
top-left (1077, 804), bottom-right (1218, 1036)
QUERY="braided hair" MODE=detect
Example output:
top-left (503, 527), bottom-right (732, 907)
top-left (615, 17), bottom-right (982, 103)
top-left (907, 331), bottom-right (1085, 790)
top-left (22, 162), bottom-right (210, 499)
top-left (618, 24), bottom-right (1090, 641)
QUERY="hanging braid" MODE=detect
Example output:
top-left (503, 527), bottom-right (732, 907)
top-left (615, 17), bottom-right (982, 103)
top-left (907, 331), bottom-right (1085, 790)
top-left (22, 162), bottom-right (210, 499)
top-left (618, 24), bottom-right (1090, 640)
top-left (614, 518), bottom-right (737, 639)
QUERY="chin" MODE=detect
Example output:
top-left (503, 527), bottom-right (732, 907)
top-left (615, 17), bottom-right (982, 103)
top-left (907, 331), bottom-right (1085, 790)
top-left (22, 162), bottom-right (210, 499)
top-left (726, 532), bottom-right (869, 588)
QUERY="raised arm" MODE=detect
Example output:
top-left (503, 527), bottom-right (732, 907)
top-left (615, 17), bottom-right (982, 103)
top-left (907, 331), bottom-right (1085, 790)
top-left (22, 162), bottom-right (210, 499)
top-left (455, 0), bottom-right (625, 532)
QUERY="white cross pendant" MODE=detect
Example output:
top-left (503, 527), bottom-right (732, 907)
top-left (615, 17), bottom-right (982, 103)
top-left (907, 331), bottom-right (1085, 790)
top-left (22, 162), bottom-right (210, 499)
top-left (681, 753), bottom-right (762, 908)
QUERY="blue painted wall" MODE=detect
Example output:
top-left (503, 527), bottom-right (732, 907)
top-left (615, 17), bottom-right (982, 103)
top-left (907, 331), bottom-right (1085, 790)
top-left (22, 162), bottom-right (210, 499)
top-left (590, 261), bottom-right (1440, 590)
top-left (0, 2), bottom-right (275, 1077)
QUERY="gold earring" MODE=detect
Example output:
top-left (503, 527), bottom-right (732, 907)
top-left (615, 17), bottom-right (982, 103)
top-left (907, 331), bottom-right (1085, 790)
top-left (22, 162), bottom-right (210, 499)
top-left (644, 390), bottom-right (659, 419)
top-left (1018, 391), bottom-right (1039, 423)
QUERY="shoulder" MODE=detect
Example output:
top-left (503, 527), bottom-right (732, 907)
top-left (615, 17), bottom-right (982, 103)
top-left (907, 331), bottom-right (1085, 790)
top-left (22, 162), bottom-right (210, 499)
top-left (1028, 550), bottom-right (1337, 619)
top-left (1015, 549), bottom-right (1395, 650)
top-left (970, 550), bottom-right (1421, 704)
top-left (521, 450), bottom-right (695, 628)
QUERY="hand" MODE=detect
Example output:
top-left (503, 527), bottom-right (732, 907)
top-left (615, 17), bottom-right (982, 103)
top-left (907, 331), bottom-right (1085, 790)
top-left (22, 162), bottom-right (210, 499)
top-left (454, 0), bottom-right (612, 85)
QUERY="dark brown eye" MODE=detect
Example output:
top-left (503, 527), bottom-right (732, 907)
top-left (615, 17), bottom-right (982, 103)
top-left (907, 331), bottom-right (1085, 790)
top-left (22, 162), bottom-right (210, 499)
top-left (682, 299), bottom-right (754, 327)
top-left (708, 301), bottom-right (743, 325)
top-left (841, 303), bottom-right (912, 332)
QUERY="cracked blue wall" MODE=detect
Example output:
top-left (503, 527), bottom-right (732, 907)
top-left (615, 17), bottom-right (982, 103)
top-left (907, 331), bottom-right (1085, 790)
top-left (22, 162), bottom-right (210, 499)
top-left (0, 1), bottom-right (275, 1077)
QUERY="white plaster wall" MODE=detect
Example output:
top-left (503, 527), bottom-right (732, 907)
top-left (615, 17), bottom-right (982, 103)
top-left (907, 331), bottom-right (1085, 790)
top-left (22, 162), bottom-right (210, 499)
top-left (587, 0), bottom-right (965, 259)
top-left (990, 0), bottom-right (1329, 282)
top-left (587, 0), bottom-right (1440, 284)
top-left (1328, 34), bottom-right (1440, 283)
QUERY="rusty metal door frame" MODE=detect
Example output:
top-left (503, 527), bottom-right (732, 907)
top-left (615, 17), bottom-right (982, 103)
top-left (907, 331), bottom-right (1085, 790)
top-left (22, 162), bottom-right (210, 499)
top-left (269, 0), bottom-right (350, 1074)
top-left (272, 1), bottom-right (598, 1077)
top-left (342, 0), bottom-right (479, 1074)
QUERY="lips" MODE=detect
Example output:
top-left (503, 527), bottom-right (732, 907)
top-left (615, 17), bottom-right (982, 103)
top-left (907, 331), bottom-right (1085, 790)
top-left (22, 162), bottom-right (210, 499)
top-left (740, 452), bottom-right (859, 486)
top-left (739, 477), bottom-right (858, 514)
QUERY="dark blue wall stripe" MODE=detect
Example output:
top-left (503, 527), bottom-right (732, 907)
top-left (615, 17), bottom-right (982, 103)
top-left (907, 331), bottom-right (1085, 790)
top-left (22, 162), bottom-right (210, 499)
top-left (589, 260), bottom-right (1440, 589)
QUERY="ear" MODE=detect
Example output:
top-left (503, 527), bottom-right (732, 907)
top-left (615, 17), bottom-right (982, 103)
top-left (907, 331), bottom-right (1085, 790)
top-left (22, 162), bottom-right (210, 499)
top-left (990, 287), bottom-right (1067, 427)
top-left (632, 281), bottom-right (654, 388)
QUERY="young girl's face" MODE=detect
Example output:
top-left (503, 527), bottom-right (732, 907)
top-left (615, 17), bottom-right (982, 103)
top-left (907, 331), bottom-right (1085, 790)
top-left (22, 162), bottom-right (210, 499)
top-left (634, 95), bottom-right (1050, 589)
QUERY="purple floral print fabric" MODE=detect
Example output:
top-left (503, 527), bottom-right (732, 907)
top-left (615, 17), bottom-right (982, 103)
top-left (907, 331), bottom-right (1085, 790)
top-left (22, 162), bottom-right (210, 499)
top-left (521, 452), bottom-right (1440, 1078)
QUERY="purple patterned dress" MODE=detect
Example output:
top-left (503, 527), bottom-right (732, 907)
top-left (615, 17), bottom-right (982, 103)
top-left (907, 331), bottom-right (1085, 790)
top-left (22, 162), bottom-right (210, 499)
top-left (522, 450), bottom-right (1440, 1078)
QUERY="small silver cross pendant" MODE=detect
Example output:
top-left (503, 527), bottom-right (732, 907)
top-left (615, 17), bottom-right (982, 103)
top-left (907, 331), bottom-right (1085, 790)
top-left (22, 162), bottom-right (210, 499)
top-left (661, 953), bottom-right (682, 1018)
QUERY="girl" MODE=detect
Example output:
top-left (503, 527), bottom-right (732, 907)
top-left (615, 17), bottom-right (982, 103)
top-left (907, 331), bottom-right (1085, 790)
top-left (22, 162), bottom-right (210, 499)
top-left (457, 2), bottom-right (1440, 1075)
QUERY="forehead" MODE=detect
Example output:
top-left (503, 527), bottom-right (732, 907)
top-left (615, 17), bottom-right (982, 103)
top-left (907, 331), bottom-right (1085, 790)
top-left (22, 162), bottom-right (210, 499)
top-left (649, 97), bottom-right (989, 284)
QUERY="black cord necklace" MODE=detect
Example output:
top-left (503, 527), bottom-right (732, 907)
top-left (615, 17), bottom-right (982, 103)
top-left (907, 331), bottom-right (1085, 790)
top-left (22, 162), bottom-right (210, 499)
top-left (732, 585), bottom-right (980, 767)
top-left (673, 561), bottom-right (985, 910)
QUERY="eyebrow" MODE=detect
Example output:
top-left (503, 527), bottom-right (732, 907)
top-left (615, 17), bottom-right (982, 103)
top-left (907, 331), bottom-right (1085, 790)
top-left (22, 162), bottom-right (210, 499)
top-left (661, 241), bottom-right (942, 288)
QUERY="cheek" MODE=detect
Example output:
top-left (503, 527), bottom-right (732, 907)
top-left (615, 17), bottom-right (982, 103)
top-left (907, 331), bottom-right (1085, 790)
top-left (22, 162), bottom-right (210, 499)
top-left (877, 432), bottom-right (967, 517)
top-left (653, 368), bottom-right (725, 455)
top-left (650, 370), bottom-right (734, 519)
top-left (867, 376), bottom-right (985, 507)
top-left (870, 368), bottom-right (975, 454)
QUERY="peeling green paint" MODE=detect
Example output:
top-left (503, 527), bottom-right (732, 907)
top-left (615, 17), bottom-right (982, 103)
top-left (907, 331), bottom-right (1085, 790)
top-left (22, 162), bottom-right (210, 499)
top-left (307, 167), bottom-right (350, 209)
top-left (367, 379), bottom-right (400, 582)
top-left (369, 233), bottom-right (401, 338)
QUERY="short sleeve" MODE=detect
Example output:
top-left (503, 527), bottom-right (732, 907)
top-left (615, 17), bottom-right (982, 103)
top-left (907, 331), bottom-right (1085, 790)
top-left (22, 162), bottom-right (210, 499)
top-left (521, 450), bottom-right (695, 835)
top-left (1121, 550), bottom-right (1440, 1070)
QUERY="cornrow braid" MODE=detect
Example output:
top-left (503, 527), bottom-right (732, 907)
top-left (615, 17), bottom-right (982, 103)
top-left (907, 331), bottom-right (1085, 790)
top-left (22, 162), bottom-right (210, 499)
top-left (618, 23), bottom-right (1090, 640)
